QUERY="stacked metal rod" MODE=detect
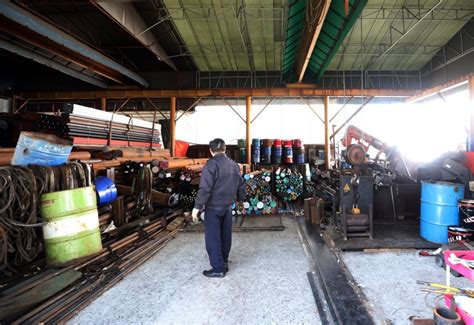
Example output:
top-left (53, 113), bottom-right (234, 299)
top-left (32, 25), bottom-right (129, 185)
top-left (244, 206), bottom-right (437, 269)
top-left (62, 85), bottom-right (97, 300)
top-left (37, 114), bottom-right (162, 147)
top-left (233, 170), bottom-right (277, 215)
top-left (275, 167), bottom-right (304, 202)
top-left (1, 209), bottom-right (184, 323)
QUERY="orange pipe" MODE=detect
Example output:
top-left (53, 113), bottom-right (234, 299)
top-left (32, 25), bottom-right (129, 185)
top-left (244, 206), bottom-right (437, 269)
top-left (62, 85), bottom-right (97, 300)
top-left (0, 151), bottom-right (91, 166)
top-left (159, 158), bottom-right (208, 170)
top-left (112, 148), bottom-right (171, 159)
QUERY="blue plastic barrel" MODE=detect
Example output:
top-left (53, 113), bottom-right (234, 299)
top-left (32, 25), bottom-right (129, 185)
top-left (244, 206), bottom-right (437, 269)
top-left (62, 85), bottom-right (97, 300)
top-left (420, 182), bottom-right (464, 244)
top-left (94, 176), bottom-right (118, 207)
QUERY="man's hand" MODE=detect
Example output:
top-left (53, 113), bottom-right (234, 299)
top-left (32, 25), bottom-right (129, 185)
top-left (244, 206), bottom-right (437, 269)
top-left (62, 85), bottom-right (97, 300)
top-left (192, 208), bottom-right (200, 223)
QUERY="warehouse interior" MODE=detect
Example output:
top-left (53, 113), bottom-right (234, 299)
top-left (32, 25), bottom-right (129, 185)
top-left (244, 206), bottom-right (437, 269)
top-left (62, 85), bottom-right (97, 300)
top-left (0, 0), bottom-right (474, 324)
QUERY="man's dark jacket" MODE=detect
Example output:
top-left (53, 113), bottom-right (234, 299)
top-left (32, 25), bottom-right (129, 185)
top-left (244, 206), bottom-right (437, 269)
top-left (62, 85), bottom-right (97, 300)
top-left (194, 153), bottom-right (246, 211)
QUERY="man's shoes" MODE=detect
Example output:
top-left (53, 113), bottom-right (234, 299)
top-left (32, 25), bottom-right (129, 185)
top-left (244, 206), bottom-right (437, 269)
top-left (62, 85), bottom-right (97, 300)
top-left (203, 269), bottom-right (225, 278)
top-left (224, 262), bottom-right (229, 273)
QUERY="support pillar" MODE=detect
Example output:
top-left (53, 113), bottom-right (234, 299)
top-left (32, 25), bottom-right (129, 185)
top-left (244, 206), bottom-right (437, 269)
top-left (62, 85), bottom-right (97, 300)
top-left (469, 76), bottom-right (474, 151)
top-left (324, 96), bottom-right (330, 170)
top-left (170, 97), bottom-right (176, 156)
top-left (100, 97), bottom-right (107, 111)
top-left (246, 96), bottom-right (251, 165)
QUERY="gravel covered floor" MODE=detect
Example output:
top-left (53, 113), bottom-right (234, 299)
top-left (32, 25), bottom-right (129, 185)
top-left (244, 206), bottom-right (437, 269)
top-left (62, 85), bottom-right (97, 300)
top-left (70, 217), bottom-right (320, 324)
top-left (341, 250), bottom-right (473, 324)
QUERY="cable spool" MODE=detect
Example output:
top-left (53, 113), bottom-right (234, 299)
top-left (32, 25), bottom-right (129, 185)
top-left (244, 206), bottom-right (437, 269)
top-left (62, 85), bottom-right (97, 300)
top-left (275, 167), bottom-right (303, 201)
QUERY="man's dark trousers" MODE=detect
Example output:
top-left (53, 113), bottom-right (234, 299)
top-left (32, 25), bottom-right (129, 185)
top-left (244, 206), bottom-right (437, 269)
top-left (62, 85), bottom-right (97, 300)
top-left (204, 207), bottom-right (232, 272)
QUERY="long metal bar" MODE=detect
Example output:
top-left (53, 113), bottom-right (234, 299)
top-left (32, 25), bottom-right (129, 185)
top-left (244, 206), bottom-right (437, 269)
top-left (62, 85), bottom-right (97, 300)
top-left (295, 0), bottom-right (332, 82)
top-left (329, 96), bottom-right (353, 122)
top-left (170, 97), bottom-right (176, 156)
top-left (324, 96), bottom-right (330, 170)
top-left (14, 99), bottom-right (30, 113)
top-left (0, 40), bottom-right (108, 89)
top-left (92, 2), bottom-right (177, 71)
top-left (330, 97), bottom-right (373, 139)
top-left (408, 73), bottom-right (472, 102)
top-left (108, 98), bottom-right (130, 145)
top-left (19, 88), bottom-right (418, 100)
top-left (250, 97), bottom-right (274, 124)
top-left (0, 1), bottom-right (147, 87)
top-left (365, 0), bottom-right (444, 70)
top-left (246, 96), bottom-right (251, 165)
top-left (176, 97), bottom-right (202, 122)
top-left (223, 99), bottom-right (246, 123)
top-left (145, 98), bottom-right (168, 121)
top-left (301, 96), bottom-right (324, 124)
top-left (470, 75), bottom-right (474, 143)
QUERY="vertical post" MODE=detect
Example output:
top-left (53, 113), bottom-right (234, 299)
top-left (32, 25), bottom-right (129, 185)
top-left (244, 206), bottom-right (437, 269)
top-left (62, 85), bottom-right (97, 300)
top-left (100, 97), bottom-right (107, 111)
top-left (246, 96), bottom-right (251, 165)
top-left (324, 96), bottom-right (330, 170)
top-left (470, 76), bottom-right (474, 151)
top-left (11, 95), bottom-right (17, 113)
top-left (170, 97), bottom-right (176, 156)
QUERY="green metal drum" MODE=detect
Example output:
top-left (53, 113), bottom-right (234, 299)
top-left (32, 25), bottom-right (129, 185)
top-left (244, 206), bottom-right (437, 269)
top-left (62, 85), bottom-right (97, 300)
top-left (40, 186), bottom-right (102, 267)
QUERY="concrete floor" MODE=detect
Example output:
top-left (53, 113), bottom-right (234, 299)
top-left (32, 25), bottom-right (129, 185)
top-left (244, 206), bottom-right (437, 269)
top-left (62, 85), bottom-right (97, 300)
top-left (341, 250), bottom-right (473, 324)
top-left (70, 217), bottom-right (320, 324)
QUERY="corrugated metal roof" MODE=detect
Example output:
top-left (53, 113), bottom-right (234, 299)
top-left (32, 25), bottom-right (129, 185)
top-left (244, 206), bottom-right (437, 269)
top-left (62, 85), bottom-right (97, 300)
top-left (162, 0), bottom-right (287, 71)
top-left (330, 0), bottom-right (474, 71)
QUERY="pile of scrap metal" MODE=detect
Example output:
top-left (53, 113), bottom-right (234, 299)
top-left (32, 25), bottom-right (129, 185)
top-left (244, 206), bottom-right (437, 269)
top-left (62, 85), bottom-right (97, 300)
top-left (0, 113), bottom-right (211, 321)
top-left (309, 125), bottom-right (473, 240)
top-left (0, 208), bottom-right (184, 323)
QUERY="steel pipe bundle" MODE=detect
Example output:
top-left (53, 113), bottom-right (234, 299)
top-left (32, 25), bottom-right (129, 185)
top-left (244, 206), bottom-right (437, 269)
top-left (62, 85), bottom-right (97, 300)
top-left (233, 170), bottom-right (277, 215)
top-left (275, 167), bottom-right (303, 202)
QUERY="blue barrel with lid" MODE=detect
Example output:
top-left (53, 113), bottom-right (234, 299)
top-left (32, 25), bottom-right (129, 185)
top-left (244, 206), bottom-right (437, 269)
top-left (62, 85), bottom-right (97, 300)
top-left (420, 182), bottom-right (464, 244)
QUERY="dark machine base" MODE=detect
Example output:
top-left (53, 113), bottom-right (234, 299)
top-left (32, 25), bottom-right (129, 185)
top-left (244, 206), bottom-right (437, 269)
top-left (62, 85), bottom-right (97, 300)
top-left (323, 220), bottom-right (439, 251)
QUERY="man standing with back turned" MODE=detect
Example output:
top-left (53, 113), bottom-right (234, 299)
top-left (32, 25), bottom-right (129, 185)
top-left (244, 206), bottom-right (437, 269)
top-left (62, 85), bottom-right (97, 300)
top-left (192, 138), bottom-right (246, 278)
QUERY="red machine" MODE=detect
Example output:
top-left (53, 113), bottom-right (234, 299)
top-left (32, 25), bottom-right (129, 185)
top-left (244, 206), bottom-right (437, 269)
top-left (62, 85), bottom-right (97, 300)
top-left (341, 125), bottom-right (416, 180)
